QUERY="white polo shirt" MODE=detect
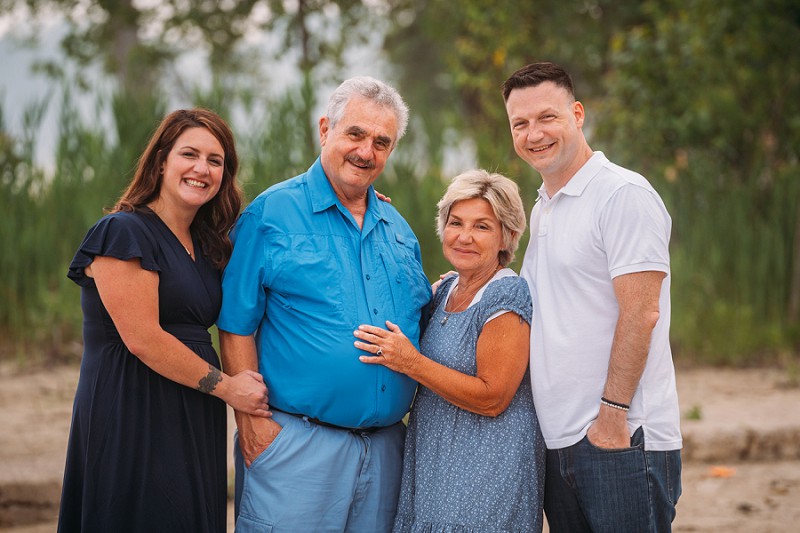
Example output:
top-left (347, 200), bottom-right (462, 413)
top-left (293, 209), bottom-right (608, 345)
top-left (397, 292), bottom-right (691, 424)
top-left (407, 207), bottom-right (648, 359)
top-left (521, 151), bottom-right (682, 451)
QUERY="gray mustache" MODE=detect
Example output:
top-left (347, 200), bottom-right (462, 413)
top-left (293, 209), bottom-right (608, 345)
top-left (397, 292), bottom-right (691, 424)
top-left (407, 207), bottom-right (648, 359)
top-left (345, 155), bottom-right (375, 169)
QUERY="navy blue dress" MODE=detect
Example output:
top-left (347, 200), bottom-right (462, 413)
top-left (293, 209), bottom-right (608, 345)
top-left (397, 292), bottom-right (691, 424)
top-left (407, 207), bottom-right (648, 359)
top-left (58, 209), bottom-right (227, 532)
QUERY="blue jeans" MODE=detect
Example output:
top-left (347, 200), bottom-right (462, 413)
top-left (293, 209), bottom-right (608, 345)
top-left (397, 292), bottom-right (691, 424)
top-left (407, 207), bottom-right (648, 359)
top-left (544, 426), bottom-right (681, 533)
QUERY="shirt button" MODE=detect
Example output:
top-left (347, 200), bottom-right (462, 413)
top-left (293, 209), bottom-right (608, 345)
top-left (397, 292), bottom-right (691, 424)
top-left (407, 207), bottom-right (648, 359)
top-left (373, 308), bottom-right (378, 315)
top-left (381, 385), bottom-right (386, 392)
top-left (366, 274), bottom-right (371, 280)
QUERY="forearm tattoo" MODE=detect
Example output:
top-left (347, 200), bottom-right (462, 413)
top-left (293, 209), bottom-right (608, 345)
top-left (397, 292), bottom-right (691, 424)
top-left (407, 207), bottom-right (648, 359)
top-left (197, 364), bottom-right (222, 393)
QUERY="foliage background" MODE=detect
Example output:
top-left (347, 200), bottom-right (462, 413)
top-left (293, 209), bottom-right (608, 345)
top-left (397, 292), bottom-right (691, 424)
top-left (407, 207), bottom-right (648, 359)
top-left (1, 0), bottom-right (798, 366)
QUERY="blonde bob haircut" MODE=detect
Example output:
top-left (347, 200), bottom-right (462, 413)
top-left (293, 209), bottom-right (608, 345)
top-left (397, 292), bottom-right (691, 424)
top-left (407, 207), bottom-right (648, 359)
top-left (436, 169), bottom-right (527, 267)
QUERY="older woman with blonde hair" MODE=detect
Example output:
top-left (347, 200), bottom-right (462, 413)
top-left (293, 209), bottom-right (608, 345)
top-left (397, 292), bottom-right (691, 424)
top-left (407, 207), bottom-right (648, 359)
top-left (355, 169), bottom-right (545, 532)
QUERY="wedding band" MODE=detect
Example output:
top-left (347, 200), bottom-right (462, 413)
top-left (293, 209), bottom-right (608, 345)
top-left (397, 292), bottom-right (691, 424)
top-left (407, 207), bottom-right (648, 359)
top-left (376, 347), bottom-right (384, 356)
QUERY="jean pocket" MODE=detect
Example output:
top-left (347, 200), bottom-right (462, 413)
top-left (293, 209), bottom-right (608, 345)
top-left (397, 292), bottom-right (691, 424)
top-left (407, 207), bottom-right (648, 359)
top-left (583, 426), bottom-right (645, 452)
top-left (235, 514), bottom-right (273, 533)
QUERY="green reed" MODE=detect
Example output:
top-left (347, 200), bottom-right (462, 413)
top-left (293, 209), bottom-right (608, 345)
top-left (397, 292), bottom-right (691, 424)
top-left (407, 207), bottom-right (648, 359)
top-left (655, 154), bottom-right (799, 363)
top-left (1, 84), bottom-right (797, 366)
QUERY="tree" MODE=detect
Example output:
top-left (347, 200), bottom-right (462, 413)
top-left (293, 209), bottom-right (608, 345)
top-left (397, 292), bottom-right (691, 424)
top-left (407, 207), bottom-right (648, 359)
top-left (384, 1), bottom-right (648, 168)
top-left (597, 0), bottom-right (800, 357)
top-left (382, 0), bottom-right (653, 272)
top-left (0, 0), bottom-right (266, 94)
top-left (383, 0), bottom-right (800, 358)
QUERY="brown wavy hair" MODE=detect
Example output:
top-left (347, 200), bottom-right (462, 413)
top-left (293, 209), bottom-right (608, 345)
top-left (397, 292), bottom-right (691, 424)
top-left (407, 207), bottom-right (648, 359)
top-left (113, 108), bottom-right (242, 269)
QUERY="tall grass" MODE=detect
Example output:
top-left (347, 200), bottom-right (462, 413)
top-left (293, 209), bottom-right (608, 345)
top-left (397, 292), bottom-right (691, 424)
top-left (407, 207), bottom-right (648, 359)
top-left (660, 158), bottom-right (800, 364)
top-left (0, 90), bottom-right (133, 362)
top-left (1, 83), bottom-right (797, 365)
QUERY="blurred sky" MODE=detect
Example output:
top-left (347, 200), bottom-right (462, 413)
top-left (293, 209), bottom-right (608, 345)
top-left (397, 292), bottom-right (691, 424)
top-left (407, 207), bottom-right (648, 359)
top-left (0, 6), bottom-right (474, 176)
top-left (1, 10), bottom-right (70, 170)
top-left (0, 8), bottom-right (393, 170)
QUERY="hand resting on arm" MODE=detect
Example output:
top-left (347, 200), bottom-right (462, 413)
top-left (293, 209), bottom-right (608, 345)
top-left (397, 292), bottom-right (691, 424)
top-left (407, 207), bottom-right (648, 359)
top-left (354, 313), bottom-right (529, 417)
top-left (88, 256), bottom-right (269, 417)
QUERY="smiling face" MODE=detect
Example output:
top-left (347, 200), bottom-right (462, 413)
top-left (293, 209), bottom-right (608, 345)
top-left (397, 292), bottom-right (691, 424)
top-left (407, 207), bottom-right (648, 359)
top-left (442, 197), bottom-right (504, 277)
top-left (319, 96), bottom-right (398, 201)
top-left (158, 127), bottom-right (224, 212)
top-left (505, 81), bottom-right (591, 188)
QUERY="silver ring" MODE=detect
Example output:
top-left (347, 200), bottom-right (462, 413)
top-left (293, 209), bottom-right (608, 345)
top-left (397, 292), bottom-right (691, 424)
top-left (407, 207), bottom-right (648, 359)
top-left (376, 347), bottom-right (384, 357)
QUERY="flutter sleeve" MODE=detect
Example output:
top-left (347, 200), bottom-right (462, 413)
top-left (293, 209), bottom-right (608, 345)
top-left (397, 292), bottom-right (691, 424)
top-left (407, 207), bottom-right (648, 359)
top-left (476, 276), bottom-right (533, 327)
top-left (67, 211), bottom-right (161, 287)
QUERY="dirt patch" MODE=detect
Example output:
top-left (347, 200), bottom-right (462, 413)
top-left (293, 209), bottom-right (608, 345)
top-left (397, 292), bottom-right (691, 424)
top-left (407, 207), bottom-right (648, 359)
top-left (1, 363), bottom-right (799, 531)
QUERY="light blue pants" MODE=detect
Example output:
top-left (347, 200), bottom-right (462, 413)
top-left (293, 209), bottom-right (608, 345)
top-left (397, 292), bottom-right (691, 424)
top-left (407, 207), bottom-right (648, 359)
top-left (234, 410), bottom-right (405, 533)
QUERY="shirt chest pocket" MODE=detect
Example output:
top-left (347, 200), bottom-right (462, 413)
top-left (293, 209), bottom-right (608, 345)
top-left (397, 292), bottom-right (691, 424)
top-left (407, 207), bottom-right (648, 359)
top-left (269, 237), bottom-right (350, 319)
top-left (380, 243), bottom-right (431, 323)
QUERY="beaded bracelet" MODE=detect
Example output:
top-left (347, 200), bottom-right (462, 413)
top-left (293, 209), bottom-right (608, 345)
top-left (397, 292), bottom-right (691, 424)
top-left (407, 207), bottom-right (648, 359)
top-left (601, 397), bottom-right (630, 412)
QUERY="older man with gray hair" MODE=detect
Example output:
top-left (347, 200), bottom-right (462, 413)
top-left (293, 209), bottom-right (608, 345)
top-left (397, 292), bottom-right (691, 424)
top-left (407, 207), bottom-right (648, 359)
top-left (218, 77), bottom-right (431, 532)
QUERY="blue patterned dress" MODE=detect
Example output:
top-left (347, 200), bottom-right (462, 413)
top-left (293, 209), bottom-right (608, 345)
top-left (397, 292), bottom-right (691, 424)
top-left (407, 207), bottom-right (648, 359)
top-left (394, 272), bottom-right (545, 533)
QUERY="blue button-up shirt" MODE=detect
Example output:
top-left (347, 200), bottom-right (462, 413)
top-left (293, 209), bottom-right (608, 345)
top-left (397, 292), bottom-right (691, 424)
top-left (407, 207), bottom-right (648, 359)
top-left (218, 158), bottom-right (431, 428)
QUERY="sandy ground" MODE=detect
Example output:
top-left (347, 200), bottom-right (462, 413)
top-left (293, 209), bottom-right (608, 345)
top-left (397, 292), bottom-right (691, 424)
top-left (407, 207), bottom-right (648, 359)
top-left (0, 363), bottom-right (799, 532)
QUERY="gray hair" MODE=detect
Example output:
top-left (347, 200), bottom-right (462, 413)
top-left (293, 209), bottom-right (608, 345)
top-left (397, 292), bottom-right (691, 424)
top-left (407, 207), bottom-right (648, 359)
top-left (326, 76), bottom-right (409, 143)
top-left (436, 169), bottom-right (527, 267)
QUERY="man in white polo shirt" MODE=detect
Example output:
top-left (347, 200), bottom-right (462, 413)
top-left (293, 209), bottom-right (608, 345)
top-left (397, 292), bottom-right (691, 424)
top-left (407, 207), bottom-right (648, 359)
top-left (503, 61), bottom-right (682, 532)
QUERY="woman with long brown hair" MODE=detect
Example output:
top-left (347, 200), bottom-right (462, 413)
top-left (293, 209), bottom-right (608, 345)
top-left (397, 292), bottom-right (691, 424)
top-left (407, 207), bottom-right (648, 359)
top-left (58, 108), bottom-right (269, 532)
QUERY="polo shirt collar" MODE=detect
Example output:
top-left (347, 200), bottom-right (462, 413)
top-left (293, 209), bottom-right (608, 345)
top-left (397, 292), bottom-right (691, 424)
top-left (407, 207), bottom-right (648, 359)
top-left (306, 157), bottom-right (390, 223)
top-left (559, 151), bottom-right (609, 197)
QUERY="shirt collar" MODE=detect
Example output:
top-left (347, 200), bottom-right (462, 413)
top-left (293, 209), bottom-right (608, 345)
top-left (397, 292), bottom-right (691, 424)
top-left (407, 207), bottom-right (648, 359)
top-left (307, 157), bottom-right (390, 223)
top-left (536, 152), bottom-right (608, 203)
top-left (559, 151), bottom-right (608, 197)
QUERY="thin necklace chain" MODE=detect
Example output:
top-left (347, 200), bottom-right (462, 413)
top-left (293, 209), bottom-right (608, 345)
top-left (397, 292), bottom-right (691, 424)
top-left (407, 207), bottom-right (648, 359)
top-left (440, 265), bottom-right (502, 324)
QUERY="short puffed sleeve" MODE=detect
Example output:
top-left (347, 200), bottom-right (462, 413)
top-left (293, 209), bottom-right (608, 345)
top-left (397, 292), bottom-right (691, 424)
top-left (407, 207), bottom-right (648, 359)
top-left (67, 211), bottom-right (161, 287)
top-left (476, 276), bottom-right (533, 326)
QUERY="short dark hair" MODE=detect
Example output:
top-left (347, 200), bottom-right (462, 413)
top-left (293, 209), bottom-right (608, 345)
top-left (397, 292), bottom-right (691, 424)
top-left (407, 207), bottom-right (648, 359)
top-left (502, 62), bottom-right (576, 102)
